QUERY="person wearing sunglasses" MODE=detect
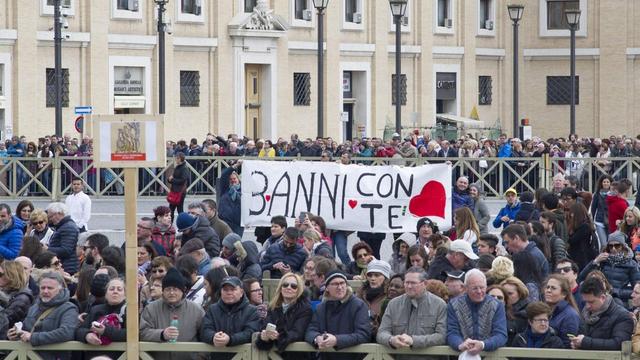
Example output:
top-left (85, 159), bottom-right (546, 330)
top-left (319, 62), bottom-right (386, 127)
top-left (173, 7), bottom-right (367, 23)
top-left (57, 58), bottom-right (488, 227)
top-left (554, 259), bottom-right (583, 310)
top-left (579, 231), bottom-right (640, 304)
top-left (256, 273), bottom-right (311, 359)
top-left (0, 260), bottom-right (34, 339)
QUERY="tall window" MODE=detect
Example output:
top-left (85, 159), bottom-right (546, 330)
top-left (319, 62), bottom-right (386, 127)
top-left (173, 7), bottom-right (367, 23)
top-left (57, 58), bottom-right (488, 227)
top-left (479, 0), bottom-right (492, 29)
top-left (293, 73), bottom-right (311, 106)
top-left (245, 0), bottom-right (257, 12)
top-left (180, 71), bottom-right (200, 107)
top-left (345, 0), bottom-right (358, 23)
top-left (47, 0), bottom-right (71, 6)
top-left (182, 0), bottom-right (201, 15)
top-left (437, 0), bottom-right (451, 27)
top-left (479, 76), bottom-right (492, 105)
top-left (117, 0), bottom-right (139, 11)
top-left (294, 0), bottom-right (309, 20)
top-left (392, 74), bottom-right (407, 106)
top-left (547, 0), bottom-right (579, 29)
top-left (547, 76), bottom-right (579, 105)
top-left (46, 68), bottom-right (69, 108)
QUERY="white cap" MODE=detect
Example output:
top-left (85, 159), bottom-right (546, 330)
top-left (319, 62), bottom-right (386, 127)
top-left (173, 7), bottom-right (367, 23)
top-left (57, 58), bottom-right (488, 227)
top-left (449, 240), bottom-right (479, 260)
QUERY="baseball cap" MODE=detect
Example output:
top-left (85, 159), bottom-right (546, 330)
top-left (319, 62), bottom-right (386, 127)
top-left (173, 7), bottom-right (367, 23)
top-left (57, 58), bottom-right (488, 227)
top-left (221, 276), bottom-right (243, 288)
top-left (505, 188), bottom-right (517, 197)
top-left (449, 240), bottom-right (479, 260)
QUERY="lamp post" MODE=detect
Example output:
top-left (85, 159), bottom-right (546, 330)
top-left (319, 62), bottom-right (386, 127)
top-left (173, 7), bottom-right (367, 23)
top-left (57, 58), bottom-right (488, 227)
top-left (53, 0), bottom-right (63, 137)
top-left (565, 8), bottom-right (581, 136)
top-left (507, 4), bottom-right (524, 138)
top-left (154, 0), bottom-right (168, 115)
top-left (312, 0), bottom-right (329, 138)
top-left (389, 0), bottom-right (408, 135)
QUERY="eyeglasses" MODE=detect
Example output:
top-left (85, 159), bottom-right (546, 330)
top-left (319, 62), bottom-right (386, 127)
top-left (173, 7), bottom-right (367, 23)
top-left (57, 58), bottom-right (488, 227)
top-left (608, 244), bottom-right (623, 250)
top-left (556, 266), bottom-right (573, 274)
top-left (356, 253), bottom-right (369, 259)
top-left (281, 282), bottom-right (298, 290)
top-left (531, 318), bottom-right (549, 324)
top-left (328, 281), bottom-right (347, 288)
top-left (32, 221), bottom-right (46, 226)
top-left (151, 269), bottom-right (166, 274)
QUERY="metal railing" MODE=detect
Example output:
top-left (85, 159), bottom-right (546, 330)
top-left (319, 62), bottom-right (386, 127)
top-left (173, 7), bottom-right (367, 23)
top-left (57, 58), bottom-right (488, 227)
top-left (0, 155), bottom-right (637, 200)
top-left (0, 340), bottom-right (635, 360)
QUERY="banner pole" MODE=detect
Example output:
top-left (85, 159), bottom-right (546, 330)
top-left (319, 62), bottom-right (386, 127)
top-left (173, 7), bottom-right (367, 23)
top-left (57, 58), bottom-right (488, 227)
top-left (124, 168), bottom-right (139, 360)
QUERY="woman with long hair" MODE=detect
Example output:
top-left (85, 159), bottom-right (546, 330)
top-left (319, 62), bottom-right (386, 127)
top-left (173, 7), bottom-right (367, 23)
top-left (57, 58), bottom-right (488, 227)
top-left (357, 260), bottom-right (391, 340)
top-left (500, 276), bottom-right (531, 344)
top-left (590, 174), bottom-right (613, 248)
top-left (543, 274), bottom-right (580, 348)
top-left (469, 184), bottom-right (490, 235)
top-left (255, 273), bottom-right (312, 359)
top-left (15, 200), bottom-right (34, 233)
top-left (620, 206), bottom-right (640, 249)
top-left (405, 244), bottom-right (429, 271)
top-left (454, 207), bottom-right (480, 245)
top-left (528, 221), bottom-right (552, 263)
top-left (0, 261), bottom-right (34, 339)
top-left (566, 202), bottom-right (596, 269)
top-left (167, 152), bottom-right (189, 222)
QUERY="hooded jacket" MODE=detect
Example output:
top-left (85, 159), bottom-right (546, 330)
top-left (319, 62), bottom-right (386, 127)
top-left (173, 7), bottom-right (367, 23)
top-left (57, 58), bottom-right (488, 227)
top-left (389, 238), bottom-right (408, 275)
top-left (181, 215), bottom-right (221, 258)
top-left (305, 288), bottom-right (372, 360)
top-left (22, 287), bottom-right (79, 360)
top-left (0, 215), bottom-right (23, 259)
top-left (493, 201), bottom-right (521, 229)
top-left (48, 216), bottom-right (80, 274)
top-left (218, 166), bottom-right (242, 235)
top-left (201, 296), bottom-right (261, 360)
top-left (140, 298), bottom-right (205, 360)
top-left (255, 296), bottom-right (313, 358)
top-left (515, 202), bottom-right (540, 222)
top-left (452, 187), bottom-right (474, 213)
top-left (578, 253), bottom-right (640, 302)
top-left (0, 288), bottom-right (34, 340)
top-left (238, 241), bottom-right (262, 281)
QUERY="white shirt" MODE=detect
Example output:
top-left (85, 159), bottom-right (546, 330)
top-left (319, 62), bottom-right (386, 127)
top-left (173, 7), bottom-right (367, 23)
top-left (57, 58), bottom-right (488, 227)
top-left (65, 191), bottom-right (92, 230)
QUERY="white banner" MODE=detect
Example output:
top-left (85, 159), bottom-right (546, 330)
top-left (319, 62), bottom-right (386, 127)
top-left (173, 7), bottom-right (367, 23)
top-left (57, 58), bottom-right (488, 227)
top-left (241, 161), bottom-right (452, 233)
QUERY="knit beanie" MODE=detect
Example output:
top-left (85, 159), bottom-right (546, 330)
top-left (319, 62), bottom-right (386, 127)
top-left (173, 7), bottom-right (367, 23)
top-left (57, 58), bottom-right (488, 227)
top-left (416, 217), bottom-right (439, 234)
top-left (176, 212), bottom-right (197, 231)
top-left (162, 268), bottom-right (187, 292)
top-left (366, 259), bottom-right (391, 279)
top-left (222, 233), bottom-right (242, 251)
top-left (90, 274), bottom-right (111, 298)
top-left (324, 269), bottom-right (348, 287)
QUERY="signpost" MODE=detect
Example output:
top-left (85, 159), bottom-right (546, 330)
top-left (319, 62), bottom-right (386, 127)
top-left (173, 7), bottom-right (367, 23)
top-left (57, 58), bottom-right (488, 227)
top-left (74, 116), bottom-right (84, 133)
top-left (74, 106), bottom-right (93, 115)
top-left (92, 114), bottom-right (165, 359)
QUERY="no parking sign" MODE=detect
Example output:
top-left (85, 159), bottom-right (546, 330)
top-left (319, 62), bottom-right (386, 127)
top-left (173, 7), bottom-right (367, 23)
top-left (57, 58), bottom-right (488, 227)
top-left (74, 115), bottom-right (84, 133)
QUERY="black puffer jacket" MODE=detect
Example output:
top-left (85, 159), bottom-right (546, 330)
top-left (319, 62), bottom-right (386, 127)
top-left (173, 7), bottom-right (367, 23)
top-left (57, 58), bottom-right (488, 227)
top-left (579, 255), bottom-right (640, 302)
top-left (255, 297), bottom-right (312, 358)
top-left (48, 216), bottom-right (79, 274)
top-left (507, 298), bottom-right (530, 345)
top-left (239, 241), bottom-right (262, 281)
top-left (182, 215), bottom-right (221, 258)
top-left (580, 297), bottom-right (634, 350)
top-left (0, 289), bottom-right (33, 339)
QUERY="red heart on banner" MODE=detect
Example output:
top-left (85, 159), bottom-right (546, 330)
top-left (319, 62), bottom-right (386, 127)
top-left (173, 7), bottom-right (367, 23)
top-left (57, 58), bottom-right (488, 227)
top-left (265, 195), bottom-right (271, 202)
top-left (348, 200), bottom-right (358, 209)
top-left (408, 181), bottom-right (446, 218)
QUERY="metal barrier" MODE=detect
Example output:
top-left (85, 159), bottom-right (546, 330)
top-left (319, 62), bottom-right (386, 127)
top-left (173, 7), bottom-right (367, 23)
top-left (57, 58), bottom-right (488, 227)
top-left (0, 340), bottom-right (635, 360)
top-left (1, 155), bottom-right (637, 200)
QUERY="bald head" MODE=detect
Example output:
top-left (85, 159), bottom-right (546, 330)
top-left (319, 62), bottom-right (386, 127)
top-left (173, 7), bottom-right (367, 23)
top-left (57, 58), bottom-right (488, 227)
top-left (15, 256), bottom-right (33, 275)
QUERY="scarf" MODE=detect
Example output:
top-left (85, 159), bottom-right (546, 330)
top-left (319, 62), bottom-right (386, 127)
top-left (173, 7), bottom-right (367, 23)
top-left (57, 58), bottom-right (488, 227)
top-left (364, 285), bottom-right (385, 303)
top-left (228, 184), bottom-right (241, 202)
top-left (581, 294), bottom-right (613, 325)
top-left (608, 252), bottom-right (630, 267)
top-left (525, 328), bottom-right (546, 348)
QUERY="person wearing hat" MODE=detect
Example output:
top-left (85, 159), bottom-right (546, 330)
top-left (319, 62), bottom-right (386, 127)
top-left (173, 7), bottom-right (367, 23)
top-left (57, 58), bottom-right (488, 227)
top-left (427, 240), bottom-right (478, 282)
top-left (492, 188), bottom-right (521, 229)
top-left (444, 270), bottom-right (466, 299)
top-left (578, 231), bottom-right (640, 304)
top-left (201, 276), bottom-right (261, 358)
top-left (356, 260), bottom-right (391, 339)
top-left (140, 268), bottom-right (205, 360)
top-left (175, 212), bottom-right (221, 259)
top-left (179, 238), bottom-right (211, 276)
top-left (416, 218), bottom-right (439, 248)
top-left (305, 270), bottom-right (371, 360)
top-left (389, 233), bottom-right (413, 275)
top-left (377, 266), bottom-right (447, 359)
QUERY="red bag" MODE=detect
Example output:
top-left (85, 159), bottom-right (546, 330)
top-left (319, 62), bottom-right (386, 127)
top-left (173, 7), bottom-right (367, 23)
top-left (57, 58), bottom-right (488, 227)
top-left (166, 191), bottom-right (182, 206)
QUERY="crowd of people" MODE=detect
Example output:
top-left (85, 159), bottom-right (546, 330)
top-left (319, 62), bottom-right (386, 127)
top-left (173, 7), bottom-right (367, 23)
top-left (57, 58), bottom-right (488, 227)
top-left (2, 131), bottom-right (640, 360)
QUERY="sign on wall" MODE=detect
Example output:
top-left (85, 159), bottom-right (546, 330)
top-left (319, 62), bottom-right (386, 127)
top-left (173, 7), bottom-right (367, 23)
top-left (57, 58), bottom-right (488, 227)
top-left (92, 114), bottom-right (165, 168)
top-left (114, 66), bottom-right (144, 95)
top-left (241, 161), bottom-right (452, 232)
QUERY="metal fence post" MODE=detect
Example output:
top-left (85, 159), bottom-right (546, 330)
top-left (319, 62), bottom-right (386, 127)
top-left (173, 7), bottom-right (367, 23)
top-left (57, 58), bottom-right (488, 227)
top-left (51, 157), bottom-right (61, 201)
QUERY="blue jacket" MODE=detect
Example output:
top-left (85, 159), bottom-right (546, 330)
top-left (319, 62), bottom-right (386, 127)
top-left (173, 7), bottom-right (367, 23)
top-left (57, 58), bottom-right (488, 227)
top-left (452, 188), bottom-right (474, 213)
top-left (523, 241), bottom-right (550, 280)
top-left (260, 241), bottom-right (307, 279)
top-left (493, 201), bottom-right (522, 229)
top-left (578, 257), bottom-right (640, 302)
top-left (7, 143), bottom-right (24, 157)
top-left (498, 142), bottom-right (512, 158)
top-left (48, 216), bottom-right (80, 274)
top-left (305, 292), bottom-right (371, 360)
top-left (548, 300), bottom-right (580, 348)
top-left (0, 216), bottom-right (24, 260)
top-left (218, 167), bottom-right (243, 236)
top-left (447, 294), bottom-right (508, 352)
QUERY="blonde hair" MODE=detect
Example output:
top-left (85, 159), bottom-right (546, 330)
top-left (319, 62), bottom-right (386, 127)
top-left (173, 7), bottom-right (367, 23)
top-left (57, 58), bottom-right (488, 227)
top-left (1, 261), bottom-right (27, 291)
top-left (302, 230), bottom-right (321, 244)
top-left (29, 209), bottom-right (48, 224)
top-left (500, 276), bottom-right (529, 302)
top-left (268, 273), bottom-right (305, 310)
top-left (486, 256), bottom-right (514, 284)
top-left (620, 206), bottom-right (640, 233)
top-left (454, 207), bottom-right (480, 241)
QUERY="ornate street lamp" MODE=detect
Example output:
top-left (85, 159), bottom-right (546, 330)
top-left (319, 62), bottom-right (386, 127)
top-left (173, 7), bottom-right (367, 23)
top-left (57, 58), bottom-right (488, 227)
top-left (566, 8), bottom-right (581, 136)
top-left (312, 0), bottom-right (330, 137)
top-left (389, 0), bottom-right (408, 134)
top-left (154, 0), bottom-right (169, 114)
top-left (507, 4), bottom-right (524, 138)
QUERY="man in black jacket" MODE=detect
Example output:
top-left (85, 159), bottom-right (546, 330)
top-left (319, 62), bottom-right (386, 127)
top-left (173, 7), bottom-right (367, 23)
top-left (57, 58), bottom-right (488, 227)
top-left (570, 277), bottom-right (634, 350)
top-left (45, 202), bottom-right (79, 275)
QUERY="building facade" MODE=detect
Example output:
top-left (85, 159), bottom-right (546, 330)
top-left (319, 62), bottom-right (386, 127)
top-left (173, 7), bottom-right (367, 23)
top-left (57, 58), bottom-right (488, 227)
top-left (0, 0), bottom-right (637, 142)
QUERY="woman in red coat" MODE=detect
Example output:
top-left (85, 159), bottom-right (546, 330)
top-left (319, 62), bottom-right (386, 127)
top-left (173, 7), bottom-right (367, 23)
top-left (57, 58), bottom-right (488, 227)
top-left (607, 179), bottom-right (632, 234)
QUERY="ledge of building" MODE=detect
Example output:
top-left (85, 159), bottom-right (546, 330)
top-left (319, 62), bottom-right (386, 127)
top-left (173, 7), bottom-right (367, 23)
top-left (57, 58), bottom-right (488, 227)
top-left (36, 31), bottom-right (90, 48)
top-left (0, 29), bottom-right (17, 46)
top-left (108, 34), bottom-right (156, 50)
top-left (173, 37), bottom-right (218, 52)
top-left (523, 48), bottom-right (600, 60)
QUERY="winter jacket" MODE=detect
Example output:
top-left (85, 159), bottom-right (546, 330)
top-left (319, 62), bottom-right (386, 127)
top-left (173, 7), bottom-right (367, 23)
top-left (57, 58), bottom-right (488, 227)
top-left (182, 216), bottom-right (221, 258)
top-left (548, 234), bottom-right (568, 270)
top-left (255, 297), bottom-right (312, 358)
top-left (305, 289), bottom-right (372, 360)
top-left (201, 296), bottom-right (261, 360)
top-left (580, 297), bottom-right (634, 350)
top-left (75, 301), bottom-right (126, 359)
top-left (140, 298), bottom-right (205, 360)
top-left (427, 254), bottom-right (457, 282)
top-left (260, 241), bottom-right (307, 279)
top-left (568, 223), bottom-right (595, 270)
top-left (446, 294), bottom-right (508, 352)
top-left (388, 238), bottom-right (408, 275)
top-left (452, 188), bottom-right (474, 213)
top-left (377, 292), bottom-right (447, 360)
top-left (607, 195), bottom-right (629, 234)
top-left (507, 298), bottom-right (530, 345)
top-left (0, 288), bottom-right (34, 339)
top-left (312, 240), bottom-right (333, 259)
top-left (22, 288), bottom-right (79, 360)
top-left (48, 216), bottom-right (80, 274)
top-left (238, 241), bottom-right (262, 281)
top-left (515, 202), bottom-right (540, 222)
top-left (511, 328), bottom-right (564, 358)
top-left (218, 166), bottom-right (243, 236)
top-left (473, 198), bottom-right (491, 234)
top-left (548, 300), bottom-right (580, 348)
top-left (493, 201), bottom-right (522, 229)
top-left (590, 191), bottom-right (608, 224)
top-left (522, 241), bottom-right (550, 280)
top-left (185, 276), bottom-right (207, 307)
top-left (169, 162), bottom-right (189, 192)
top-left (151, 223), bottom-right (176, 257)
top-left (207, 214), bottom-right (232, 243)
top-left (0, 215), bottom-right (23, 259)
top-left (356, 284), bottom-right (387, 339)
top-left (551, 209), bottom-right (568, 241)
top-left (578, 256), bottom-right (640, 302)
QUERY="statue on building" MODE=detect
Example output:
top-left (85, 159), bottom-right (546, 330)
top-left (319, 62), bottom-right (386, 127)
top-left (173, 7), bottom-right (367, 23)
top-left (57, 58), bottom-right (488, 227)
top-left (244, 0), bottom-right (276, 30)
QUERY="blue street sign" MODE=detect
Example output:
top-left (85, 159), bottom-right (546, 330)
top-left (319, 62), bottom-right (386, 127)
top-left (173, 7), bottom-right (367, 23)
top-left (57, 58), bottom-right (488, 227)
top-left (75, 106), bottom-right (93, 115)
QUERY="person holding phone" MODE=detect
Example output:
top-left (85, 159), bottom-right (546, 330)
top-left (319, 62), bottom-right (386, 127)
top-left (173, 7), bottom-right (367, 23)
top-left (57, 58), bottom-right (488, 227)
top-left (255, 274), bottom-right (311, 359)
